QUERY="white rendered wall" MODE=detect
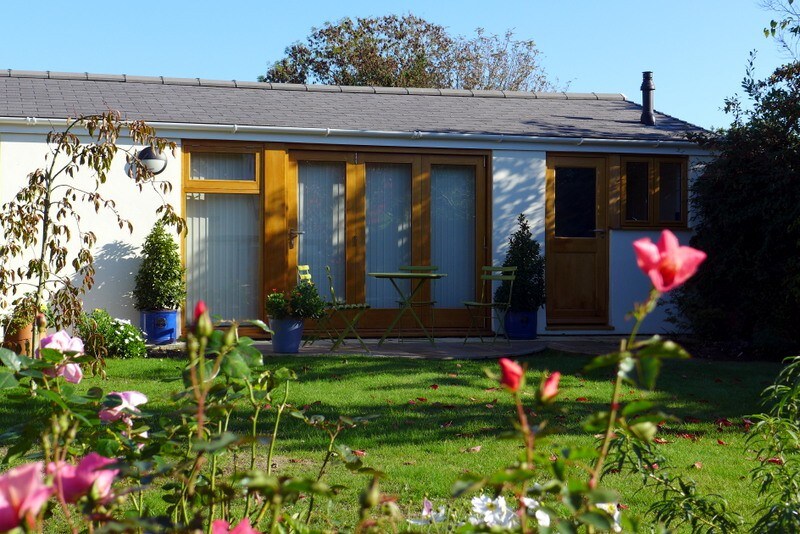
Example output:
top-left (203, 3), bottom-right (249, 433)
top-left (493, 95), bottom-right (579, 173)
top-left (0, 132), bottom-right (182, 327)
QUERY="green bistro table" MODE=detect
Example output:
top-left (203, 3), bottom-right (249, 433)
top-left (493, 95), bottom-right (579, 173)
top-left (368, 271), bottom-right (447, 345)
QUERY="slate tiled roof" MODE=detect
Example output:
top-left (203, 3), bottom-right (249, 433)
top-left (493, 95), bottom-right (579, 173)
top-left (0, 70), bottom-right (704, 141)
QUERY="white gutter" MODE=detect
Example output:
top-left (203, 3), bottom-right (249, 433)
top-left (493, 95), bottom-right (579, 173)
top-left (0, 116), bottom-right (699, 149)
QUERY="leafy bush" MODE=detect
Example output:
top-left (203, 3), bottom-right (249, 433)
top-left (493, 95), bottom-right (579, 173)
top-left (265, 282), bottom-right (326, 319)
top-left (133, 221), bottom-right (186, 311)
top-left (494, 214), bottom-right (545, 312)
top-left (672, 60), bottom-right (800, 357)
top-left (75, 309), bottom-right (147, 359)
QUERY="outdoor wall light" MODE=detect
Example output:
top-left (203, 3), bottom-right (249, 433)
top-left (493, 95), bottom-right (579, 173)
top-left (137, 146), bottom-right (168, 175)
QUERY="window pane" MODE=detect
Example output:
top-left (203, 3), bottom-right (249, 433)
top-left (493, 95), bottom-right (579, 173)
top-left (366, 164), bottom-right (412, 308)
top-left (191, 153), bottom-right (255, 181)
top-left (186, 193), bottom-right (260, 321)
top-left (431, 165), bottom-right (475, 307)
top-left (659, 162), bottom-right (683, 222)
top-left (298, 161), bottom-right (346, 298)
top-left (554, 167), bottom-right (596, 238)
top-left (625, 161), bottom-right (649, 222)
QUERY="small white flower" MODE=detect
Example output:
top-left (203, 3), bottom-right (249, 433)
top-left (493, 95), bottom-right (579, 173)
top-left (521, 497), bottom-right (540, 511)
top-left (535, 509), bottom-right (551, 528)
top-left (595, 502), bottom-right (622, 532)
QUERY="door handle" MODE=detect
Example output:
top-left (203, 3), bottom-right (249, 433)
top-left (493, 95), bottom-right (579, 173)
top-left (592, 228), bottom-right (606, 236)
top-left (288, 228), bottom-right (304, 249)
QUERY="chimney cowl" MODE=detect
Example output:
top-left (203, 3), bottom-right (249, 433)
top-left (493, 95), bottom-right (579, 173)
top-left (640, 71), bottom-right (656, 126)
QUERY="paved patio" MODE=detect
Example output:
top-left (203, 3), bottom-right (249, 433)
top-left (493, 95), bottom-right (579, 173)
top-left (148, 335), bottom-right (623, 360)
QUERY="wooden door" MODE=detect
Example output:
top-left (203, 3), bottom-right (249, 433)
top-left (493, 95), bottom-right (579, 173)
top-left (545, 156), bottom-right (609, 326)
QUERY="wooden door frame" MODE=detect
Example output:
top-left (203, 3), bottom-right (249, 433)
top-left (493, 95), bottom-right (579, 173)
top-left (545, 154), bottom-right (610, 327)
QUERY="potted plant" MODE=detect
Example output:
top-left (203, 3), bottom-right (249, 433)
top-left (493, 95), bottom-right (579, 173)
top-left (1, 295), bottom-right (37, 354)
top-left (494, 214), bottom-right (545, 339)
top-left (265, 282), bottom-right (326, 353)
top-left (133, 221), bottom-right (186, 344)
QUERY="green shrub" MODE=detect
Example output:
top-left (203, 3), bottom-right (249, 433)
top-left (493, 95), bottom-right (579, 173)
top-left (75, 309), bottom-right (147, 359)
top-left (133, 221), bottom-right (186, 311)
top-left (494, 214), bottom-right (545, 312)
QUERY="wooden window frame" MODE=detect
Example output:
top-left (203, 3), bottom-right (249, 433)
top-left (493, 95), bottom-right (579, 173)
top-left (183, 140), bottom-right (262, 194)
top-left (620, 156), bottom-right (688, 228)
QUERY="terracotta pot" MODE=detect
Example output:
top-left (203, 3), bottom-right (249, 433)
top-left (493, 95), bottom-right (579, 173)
top-left (2, 322), bottom-right (34, 354)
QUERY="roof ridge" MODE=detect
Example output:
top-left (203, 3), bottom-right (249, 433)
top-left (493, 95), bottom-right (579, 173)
top-left (0, 69), bottom-right (626, 101)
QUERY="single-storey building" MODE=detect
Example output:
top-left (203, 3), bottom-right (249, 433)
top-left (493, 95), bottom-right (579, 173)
top-left (0, 69), bottom-right (708, 337)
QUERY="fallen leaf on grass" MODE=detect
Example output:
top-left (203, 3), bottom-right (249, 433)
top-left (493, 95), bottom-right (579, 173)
top-left (430, 384), bottom-right (440, 390)
top-left (653, 438), bottom-right (670, 444)
top-left (717, 439), bottom-right (728, 446)
top-left (484, 387), bottom-right (500, 392)
top-left (485, 404), bottom-right (495, 409)
top-left (408, 400), bottom-right (417, 405)
top-left (766, 457), bottom-right (785, 465)
top-left (742, 418), bottom-right (753, 431)
top-left (715, 417), bottom-right (733, 427)
top-left (678, 433), bottom-right (698, 441)
top-left (403, 461), bottom-right (416, 465)
top-left (456, 432), bottom-right (475, 438)
top-left (684, 416), bottom-right (702, 423)
top-left (448, 373), bottom-right (458, 378)
top-left (575, 397), bottom-right (588, 402)
top-left (465, 446), bottom-right (482, 453)
top-left (549, 454), bottom-right (558, 462)
top-left (353, 450), bottom-right (367, 457)
top-left (693, 462), bottom-right (703, 469)
top-left (441, 421), bottom-right (453, 428)
top-left (416, 397), bottom-right (428, 403)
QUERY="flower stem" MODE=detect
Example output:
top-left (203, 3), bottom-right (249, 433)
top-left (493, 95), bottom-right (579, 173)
top-left (266, 381), bottom-right (290, 476)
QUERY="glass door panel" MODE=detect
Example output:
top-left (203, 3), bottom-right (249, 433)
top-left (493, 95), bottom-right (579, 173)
top-left (431, 164), bottom-right (476, 307)
top-left (554, 167), bottom-right (596, 238)
top-left (297, 161), bottom-right (346, 296)
top-left (365, 163), bottom-right (412, 307)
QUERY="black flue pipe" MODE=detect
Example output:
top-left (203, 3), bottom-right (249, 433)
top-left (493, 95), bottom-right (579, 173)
top-left (640, 71), bottom-right (655, 126)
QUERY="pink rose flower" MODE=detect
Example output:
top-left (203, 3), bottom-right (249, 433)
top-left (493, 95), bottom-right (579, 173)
top-left (632, 230), bottom-right (706, 293)
top-left (0, 462), bottom-right (54, 531)
top-left (38, 330), bottom-right (84, 356)
top-left (212, 518), bottom-right (261, 534)
top-left (99, 391), bottom-right (148, 426)
top-left (499, 358), bottom-right (524, 392)
top-left (539, 371), bottom-right (561, 403)
top-left (59, 363), bottom-right (83, 384)
top-left (47, 453), bottom-right (118, 503)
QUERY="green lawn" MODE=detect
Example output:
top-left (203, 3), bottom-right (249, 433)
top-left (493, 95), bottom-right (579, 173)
top-left (0, 350), bottom-right (782, 530)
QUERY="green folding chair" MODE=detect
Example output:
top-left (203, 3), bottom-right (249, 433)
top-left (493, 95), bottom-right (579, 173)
top-left (297, 264), bottom-right (313, 283)
top-left (396, 265), bottom-right (438, 341)
top-left (325, 266), bottom-right (370, 352)
top-left (463, 266), bottom-right (517, 344)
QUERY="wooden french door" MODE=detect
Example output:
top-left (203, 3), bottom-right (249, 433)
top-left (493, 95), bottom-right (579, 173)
top-left (285, 150), bottom-right (487, 335)
top-left (545, 156), bottom-right (609, 326)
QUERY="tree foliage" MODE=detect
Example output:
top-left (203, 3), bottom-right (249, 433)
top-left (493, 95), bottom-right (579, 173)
top-left (671, 58), bottom-right (800, 356)
top-left (260, 14), bottom-right (557, 92)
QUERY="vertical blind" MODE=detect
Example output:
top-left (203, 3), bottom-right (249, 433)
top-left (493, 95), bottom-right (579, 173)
top-left (365, 163), bottom-right (412, 307)
top-left (431, 165), bottom-right (475, 307)
top-left (185, 193), bottom-right (260, 321)
top-left (298, 161), bottom-right (346, 297)
top-left (190, 153), bottom-right (255, 181)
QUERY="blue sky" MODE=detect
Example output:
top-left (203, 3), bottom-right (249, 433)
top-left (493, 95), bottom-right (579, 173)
top-left (0, 0), bottom-right (789, 129)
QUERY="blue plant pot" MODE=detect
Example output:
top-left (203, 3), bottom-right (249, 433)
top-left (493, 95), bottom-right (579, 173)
top-left (504, 311), bottom-right (539, 340)
top-left (270, 318), bottom-right (304, 354)
top-left (140, 310), bottom-right (178, 345)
